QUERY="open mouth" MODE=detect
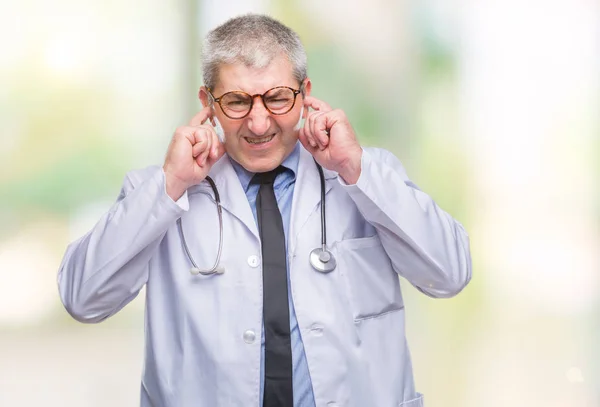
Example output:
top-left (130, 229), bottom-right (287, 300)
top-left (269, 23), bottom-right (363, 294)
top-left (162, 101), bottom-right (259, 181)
top-left (244, 134), bottom-right (275, 145)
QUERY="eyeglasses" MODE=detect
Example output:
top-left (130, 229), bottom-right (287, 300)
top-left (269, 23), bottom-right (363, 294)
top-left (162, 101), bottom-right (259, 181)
top-left (208, 86), bottom-right (302, 119)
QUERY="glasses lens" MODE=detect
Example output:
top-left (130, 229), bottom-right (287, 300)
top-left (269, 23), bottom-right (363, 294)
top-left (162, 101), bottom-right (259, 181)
top-left (264, 88), bottom-right (296, 114)
top-left (220, 92), bottom-right (252, 118)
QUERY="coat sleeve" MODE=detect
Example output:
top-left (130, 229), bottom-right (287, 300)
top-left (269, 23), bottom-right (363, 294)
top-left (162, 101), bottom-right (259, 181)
top-left (338, 148), bottom-right (472, 298)
top-left (57, 166), bottom-right (189, 322)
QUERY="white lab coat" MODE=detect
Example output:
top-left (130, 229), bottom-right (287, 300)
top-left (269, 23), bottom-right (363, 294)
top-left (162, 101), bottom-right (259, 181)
top-left (58, 146), bottom-right (471, 407)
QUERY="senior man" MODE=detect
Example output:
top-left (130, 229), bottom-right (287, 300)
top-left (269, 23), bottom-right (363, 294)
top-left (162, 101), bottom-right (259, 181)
top-left (58, 13), bottom-right (472, 407)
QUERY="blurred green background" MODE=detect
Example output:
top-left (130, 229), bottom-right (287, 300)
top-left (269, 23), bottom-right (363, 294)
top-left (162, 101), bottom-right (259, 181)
top-left (0, 0), bottom-right (598, 406)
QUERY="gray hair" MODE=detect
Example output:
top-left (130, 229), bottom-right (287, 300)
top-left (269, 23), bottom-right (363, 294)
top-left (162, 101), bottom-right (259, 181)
top-left (201, 14), bottom-right (308, 91)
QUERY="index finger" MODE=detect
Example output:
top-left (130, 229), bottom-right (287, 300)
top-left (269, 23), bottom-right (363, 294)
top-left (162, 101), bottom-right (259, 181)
top-left (303, 96), bottom-right (332, 113)
top-left (188, 105), bottom-right (213, 127)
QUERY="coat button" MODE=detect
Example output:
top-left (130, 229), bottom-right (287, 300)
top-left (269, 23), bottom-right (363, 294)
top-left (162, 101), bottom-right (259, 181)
top-left (247, 255), bottom-right (260, 268)
top-left (310, 324), bottom-right (324, 336)
top-left (243, 330), bottom-right (256, 344)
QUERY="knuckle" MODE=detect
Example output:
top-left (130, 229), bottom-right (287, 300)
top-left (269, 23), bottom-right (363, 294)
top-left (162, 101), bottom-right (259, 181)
top-left (194, 130), bottom-right (208, 141)
top-left (175, 126), bottom-right (188, 136)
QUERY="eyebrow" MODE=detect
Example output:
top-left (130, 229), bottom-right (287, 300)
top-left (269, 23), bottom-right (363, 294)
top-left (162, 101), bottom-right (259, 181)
top-left (266, 88), bottom-right (287, 95)
top-left (224, 85), bottom-right (295, 95)
top-left (227, 92), bottom-right (250, 100)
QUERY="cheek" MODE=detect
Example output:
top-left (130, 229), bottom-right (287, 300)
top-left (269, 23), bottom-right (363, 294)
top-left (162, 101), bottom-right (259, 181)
top-left (221, 121), bottom-right (243, 140)
top-left (274, 116), bottom-right (297, 132)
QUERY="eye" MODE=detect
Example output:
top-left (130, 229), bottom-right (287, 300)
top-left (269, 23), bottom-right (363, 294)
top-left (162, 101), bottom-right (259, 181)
top-left (223, 97), bottom-right (251, 112)
top-left (228, 100), bottom-right (249, 106)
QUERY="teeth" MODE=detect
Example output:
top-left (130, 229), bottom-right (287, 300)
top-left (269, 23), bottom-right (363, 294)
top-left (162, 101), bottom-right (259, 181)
top-left (246, 135), bottom-right (274, 144)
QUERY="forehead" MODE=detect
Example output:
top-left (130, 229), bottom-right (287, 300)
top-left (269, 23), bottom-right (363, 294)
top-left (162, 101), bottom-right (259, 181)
top-left (214, 54), bottom-right (297, 94)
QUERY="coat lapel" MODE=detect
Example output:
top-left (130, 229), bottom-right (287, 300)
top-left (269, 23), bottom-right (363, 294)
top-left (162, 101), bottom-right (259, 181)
top-left (188, 155), bottom-right (259, 240)
top-left (289, 147), bottom-right (337, 254)
top-left (187, 147), bottom-right (337, 245)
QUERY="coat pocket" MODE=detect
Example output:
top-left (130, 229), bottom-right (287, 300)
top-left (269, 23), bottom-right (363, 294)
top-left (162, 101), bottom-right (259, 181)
top-left (399, 393), bottom-right (424, 406)
top-left (336, 235), bottom-right (404, 321)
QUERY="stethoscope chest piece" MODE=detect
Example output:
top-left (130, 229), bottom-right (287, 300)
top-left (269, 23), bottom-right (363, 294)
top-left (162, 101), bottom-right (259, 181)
top-left (310, 247), bottom-right (336, 273)
top-left (182, 162), bottom-right (336, 277)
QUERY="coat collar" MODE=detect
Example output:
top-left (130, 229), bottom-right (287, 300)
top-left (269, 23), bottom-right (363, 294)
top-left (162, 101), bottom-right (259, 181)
top-left (188, 154), bottom-right (259, 239)
top-left (187, 145), bottom-right (338, 243)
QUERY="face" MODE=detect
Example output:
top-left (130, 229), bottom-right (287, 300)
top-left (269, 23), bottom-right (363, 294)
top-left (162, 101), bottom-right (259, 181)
top-left (200, 54), bottom-right (311, 173)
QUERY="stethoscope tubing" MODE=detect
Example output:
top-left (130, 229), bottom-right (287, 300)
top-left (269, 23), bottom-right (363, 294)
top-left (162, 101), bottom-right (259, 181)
top-left (179, 161), bottom-right (331, 275)
top-left (177, 176), bottom-right (224, 275)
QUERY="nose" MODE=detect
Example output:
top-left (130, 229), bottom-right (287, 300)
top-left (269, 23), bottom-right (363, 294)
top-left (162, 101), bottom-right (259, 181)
top-left (246, 97), bottom-right (271, 136)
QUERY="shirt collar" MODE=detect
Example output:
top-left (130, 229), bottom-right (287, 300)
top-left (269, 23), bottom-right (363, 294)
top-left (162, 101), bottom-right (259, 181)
top-left (230, 141), bottom-right (301, 192)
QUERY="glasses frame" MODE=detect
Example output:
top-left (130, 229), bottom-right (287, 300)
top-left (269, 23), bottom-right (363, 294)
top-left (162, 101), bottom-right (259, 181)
top-left (208, 85), bottom-right (303, 119)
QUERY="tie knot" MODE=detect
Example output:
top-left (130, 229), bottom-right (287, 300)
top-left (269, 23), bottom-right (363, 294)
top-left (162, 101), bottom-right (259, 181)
top-left (250, 166), bottom-right (285, 185)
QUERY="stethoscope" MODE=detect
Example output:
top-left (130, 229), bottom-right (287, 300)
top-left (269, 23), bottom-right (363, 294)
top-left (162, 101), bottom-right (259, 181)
top-left (177, 160), bottom-right (336, 276)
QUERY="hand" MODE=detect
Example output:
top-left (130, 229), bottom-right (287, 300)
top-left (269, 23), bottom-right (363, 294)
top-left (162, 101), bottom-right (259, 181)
top-left (298, 96), bottom-right (363, 184)
top-left (163, 106), bottom-right (225, 200)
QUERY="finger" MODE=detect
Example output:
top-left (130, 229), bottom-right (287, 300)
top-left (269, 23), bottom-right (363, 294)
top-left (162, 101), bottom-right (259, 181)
top-left (208, 127), bottom-right (223, 160)
top-left (196, 124), bottom-right (222, 161)
top-left (298, 127), bottom-right (317, 152)
top-left (303, 112), bottom-right (318, 148)
top-left (188, 134), bottom-right (207, 157)
top-left (188, 105), bottom-right (213, 127)
top-left (313, 113), bottom-right (330, 149)
top-left (199, 128), bottom-right (214, 166)
top-left (192, 142), bottom-right (205, 158)
top-left (309, 112), bottom-right (327, 149)
top-left (189, 128), bottom-right (207, 148)
top-left (189, 129), bottom-right (210, 160)
top-left (212, 140), bottom-right (226, 161)
top-left (180, 125), bottom-right (205, 146)
top-left (199, 127), bottom-right (213, 159)
top-left (189, 125), bottom-right (213, 147)
top-left (303, 96), bottom-right (332, 113)
top-left (308, 112), bottom-right (320, 148)
top-left (196, 146), bottom-right (210, 167)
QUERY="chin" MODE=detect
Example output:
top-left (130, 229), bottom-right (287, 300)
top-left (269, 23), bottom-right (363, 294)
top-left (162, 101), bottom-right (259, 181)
top-left (244, 158), bottom-right (281, 173)
top-left (228, 137), bottom-right (292, 173)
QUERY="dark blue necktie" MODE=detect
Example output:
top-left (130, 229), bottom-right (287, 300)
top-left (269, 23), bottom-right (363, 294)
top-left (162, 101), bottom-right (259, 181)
top-left (251, 167), bottom-right (293, 407)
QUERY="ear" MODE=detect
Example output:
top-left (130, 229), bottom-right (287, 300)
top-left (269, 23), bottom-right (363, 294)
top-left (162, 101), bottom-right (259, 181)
top-left (199, 86), bottom-right (210, 108)
top-left (301, 79), bottom-right (312, 118)
top-left (302, 78), bottom-right (312, 98)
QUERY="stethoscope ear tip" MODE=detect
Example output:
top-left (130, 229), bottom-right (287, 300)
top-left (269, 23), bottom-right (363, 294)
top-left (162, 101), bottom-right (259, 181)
top-left (215, 266), bottom-right (226, 274)
top-left (190, 267), bottom-right (201, 275)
